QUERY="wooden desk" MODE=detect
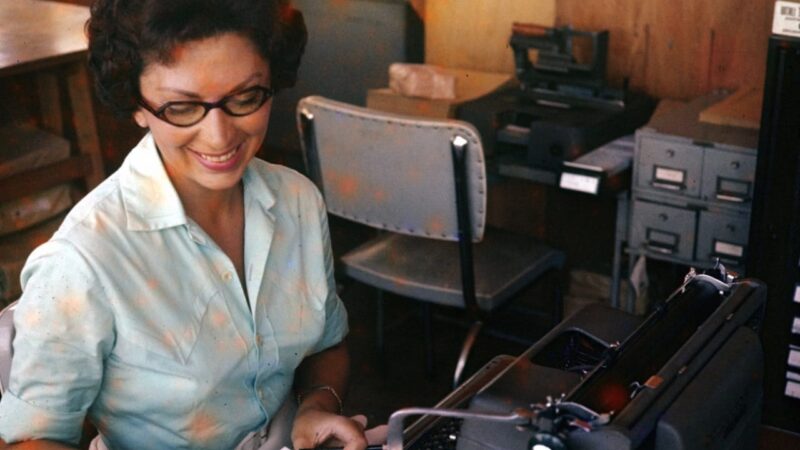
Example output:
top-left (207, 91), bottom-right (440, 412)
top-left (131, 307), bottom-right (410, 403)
top-left (0, 0), bottom-right (104, 202)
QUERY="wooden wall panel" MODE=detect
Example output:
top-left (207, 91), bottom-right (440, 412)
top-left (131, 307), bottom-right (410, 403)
top-left (556, 0), bottom-right (774, 99)
top-left (425, 0), bottom-right (556, 73)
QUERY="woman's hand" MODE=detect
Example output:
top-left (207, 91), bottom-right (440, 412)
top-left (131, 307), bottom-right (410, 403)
top-left (293, 342), bottom-right (369, 449)
top-left (291, 405), bottom-right (368, 450)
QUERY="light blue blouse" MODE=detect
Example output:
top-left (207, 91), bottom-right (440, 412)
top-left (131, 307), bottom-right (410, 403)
top-left (0, 133), bottom-right (348, 449)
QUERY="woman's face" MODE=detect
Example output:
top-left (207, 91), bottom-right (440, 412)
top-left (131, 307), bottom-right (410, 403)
top-left (134, 32), bottom-right (271, 196)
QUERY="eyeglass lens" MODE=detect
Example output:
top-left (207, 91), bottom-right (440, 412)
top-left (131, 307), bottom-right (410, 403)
top-left (158, 86), bottom-right (272, 126)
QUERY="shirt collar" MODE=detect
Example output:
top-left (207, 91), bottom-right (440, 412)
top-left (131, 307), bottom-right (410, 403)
top-left (120, 133), bottom-right (277, 231)
top-left (120, 133), bottom-right (187, 231)
top-left (242, 159), bottom-right (277, 218)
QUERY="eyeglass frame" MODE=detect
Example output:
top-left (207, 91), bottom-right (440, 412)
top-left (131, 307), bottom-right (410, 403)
top-left (137, 85), bottom-right (275, 127)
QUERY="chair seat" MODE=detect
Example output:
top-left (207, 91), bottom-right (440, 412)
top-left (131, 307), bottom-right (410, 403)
top-left (341, 228), bottom-right (565, 311)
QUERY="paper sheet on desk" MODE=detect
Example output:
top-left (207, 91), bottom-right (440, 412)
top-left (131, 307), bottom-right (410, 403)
top-left (566, 134), bottom-right (635, 177)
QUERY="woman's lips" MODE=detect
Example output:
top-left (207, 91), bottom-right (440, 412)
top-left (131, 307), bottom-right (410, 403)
top-left (195, 146), bottom-right (239, 162)
top-left (190, 144), bottom-right (243, 170)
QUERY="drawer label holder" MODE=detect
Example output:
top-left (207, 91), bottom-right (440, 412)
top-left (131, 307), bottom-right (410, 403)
top-left (646, 228), bottom-right (679, 255)
top-left (652, 165), bottom-right (686, 191)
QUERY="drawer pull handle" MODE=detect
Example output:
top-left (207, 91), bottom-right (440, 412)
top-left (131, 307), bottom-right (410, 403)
top-left (666, 149), bottom-right (675, 158)
top-left (647, 242), bottom-right (676, 255)
top-left (713, 240), bottom-right (744, 259)
top-left (646, 229), bottom-right (678, 255)
top-left (731, 161), bottom-right (740, 169)
top-left (715, 193), bottom-right (748, 203)
top-left (652, 181), bottom-right (684, 191)
top-left (715, 179), bottom-right (750, 202)
top-left (711, 254), bottom-right (742, 267)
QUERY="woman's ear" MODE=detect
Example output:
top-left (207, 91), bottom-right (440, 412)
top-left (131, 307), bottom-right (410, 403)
top-left (133, 110), bottom-right (148, 128)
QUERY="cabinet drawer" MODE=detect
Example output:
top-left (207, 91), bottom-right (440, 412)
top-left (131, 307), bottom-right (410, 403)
top-left (701, 148), bottom-right (756, 206)
top-left (696, 209), bottom-right (750, 269)
top-left (630, 200), bottom-right (696, 260)
top-left (636, 136), bottom-right (703, 197)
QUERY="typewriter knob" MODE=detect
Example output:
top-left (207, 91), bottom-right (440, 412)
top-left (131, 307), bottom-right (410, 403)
top-left (529, 432), bottom-right (566, 450)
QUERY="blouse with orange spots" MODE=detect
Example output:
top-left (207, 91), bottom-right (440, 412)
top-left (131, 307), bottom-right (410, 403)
top-left (0, 133), bottom-right (348, 449)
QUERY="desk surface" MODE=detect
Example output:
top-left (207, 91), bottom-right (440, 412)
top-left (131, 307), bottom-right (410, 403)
top-left (0, 0), bottom-right (90, 76)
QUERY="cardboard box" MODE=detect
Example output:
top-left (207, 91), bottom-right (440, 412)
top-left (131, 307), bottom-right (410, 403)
top-left (366, 67), bottom-right (515, 118)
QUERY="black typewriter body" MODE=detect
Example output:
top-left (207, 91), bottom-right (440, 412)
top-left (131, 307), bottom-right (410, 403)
top-left (391, 269), bottom-right (766, 450)
top-left (457, 24), bottom-right (656, 171)
top-left (458, 88), bottom-right (655, 171)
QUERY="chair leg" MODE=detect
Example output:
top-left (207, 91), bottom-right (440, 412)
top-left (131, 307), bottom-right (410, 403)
top-left (422, 303), bottom-right (434, 378)
top-left (375, 288), bottom-right (385, 365)
top-left (453, 320), bottom-right (483, 389)
top-left (552, 270), bottom-right (564, 325)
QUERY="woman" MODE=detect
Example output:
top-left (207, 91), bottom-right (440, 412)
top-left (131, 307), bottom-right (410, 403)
top-left (0, 1), bottom-right (368, 449)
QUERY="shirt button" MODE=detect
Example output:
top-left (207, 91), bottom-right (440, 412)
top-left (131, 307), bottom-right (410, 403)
top-left (258, 389), bottom-right (265, 399)
top-left (256, 334), bottom-right (263, 346)
top-left (222, 271), bottom-right (233, 282)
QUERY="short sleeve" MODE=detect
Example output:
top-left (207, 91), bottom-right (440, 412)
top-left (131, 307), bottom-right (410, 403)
top-left (0, 239), bottom-right (114, 445)
top-left (309, 195), bottom-right (348, 354)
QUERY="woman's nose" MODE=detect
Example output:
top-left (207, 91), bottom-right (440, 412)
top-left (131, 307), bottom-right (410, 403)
top-left (200, 108), bottom-right (236, 147)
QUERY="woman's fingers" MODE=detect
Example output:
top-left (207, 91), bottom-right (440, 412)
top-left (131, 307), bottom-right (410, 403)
top-left (329, 415), bottom-right (368, 450)
top-left (292, 410), bottom-right (368, 450)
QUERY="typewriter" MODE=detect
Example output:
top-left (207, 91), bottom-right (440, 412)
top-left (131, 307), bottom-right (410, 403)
top-left (458, 24), bottom-right (656, 171)
top-left (387, 264), bottom-right (766, 450)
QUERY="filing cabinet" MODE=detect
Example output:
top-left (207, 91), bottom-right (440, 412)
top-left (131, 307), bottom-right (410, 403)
top-left (629, 198), bottom-right (696, 261)
top-left (627, 95), bottom-right (759, 272)
top-left (635, 135), bottom-right (703, 198)
top-left (700, 146), bottom-right (757, 206)
top-left (264, 0), bottom-right (423, 162)
top-left (696, 207), bottom-right (751, 268)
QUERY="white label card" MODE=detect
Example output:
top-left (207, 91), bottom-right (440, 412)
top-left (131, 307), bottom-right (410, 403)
top-left (654, 166), bottom-right (685, 184)
top-left (774, 1), bottom-right (800, 37)
top-left (559, 172), bottom-right (600, 194)
top-left (714, 241), bottom-right (744, 258)
top-left (789, 349), bottom-right (800, 368)
top-left (794, 285), bottom-right (800, 303)
top-left (786, 380), bottom-right (800, 399)
top-left (793, 317), bottom-right (800, 335)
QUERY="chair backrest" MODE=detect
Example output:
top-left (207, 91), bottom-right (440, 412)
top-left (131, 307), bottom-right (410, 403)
top-left (0, 300), bottom-right (17, 396)
top-left (296, 95), bottom-right (487, 242)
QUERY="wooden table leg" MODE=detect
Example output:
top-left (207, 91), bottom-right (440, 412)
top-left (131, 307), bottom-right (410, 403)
top-left (36, 72), bottom-right (62, 136)
top-left (65, 62), bottom-right (105, 189)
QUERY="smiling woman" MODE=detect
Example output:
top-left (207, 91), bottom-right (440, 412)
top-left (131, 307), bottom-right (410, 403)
top-left (133, 33), bottom-right (274, 210)
top-left (0, 1), bottom-right (367, 450)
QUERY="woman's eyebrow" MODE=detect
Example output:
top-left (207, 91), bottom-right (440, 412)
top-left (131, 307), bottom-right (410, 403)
top-left (155, 73), bottom-right (267, 98)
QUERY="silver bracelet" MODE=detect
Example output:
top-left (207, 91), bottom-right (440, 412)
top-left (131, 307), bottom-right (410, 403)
top-left (297, 384), bottom-right (343, 415)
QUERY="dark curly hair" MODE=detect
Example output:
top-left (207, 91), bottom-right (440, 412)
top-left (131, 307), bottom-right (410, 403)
top-left (86, 0), bottom-right (307, 117)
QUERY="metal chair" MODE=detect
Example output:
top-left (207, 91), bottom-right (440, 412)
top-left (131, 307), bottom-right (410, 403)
top-left (297, 96), bottom-right (565, 387)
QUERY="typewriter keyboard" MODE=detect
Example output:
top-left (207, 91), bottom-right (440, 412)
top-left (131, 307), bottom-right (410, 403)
top-left (407, 418), bottom-right (463, 450)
